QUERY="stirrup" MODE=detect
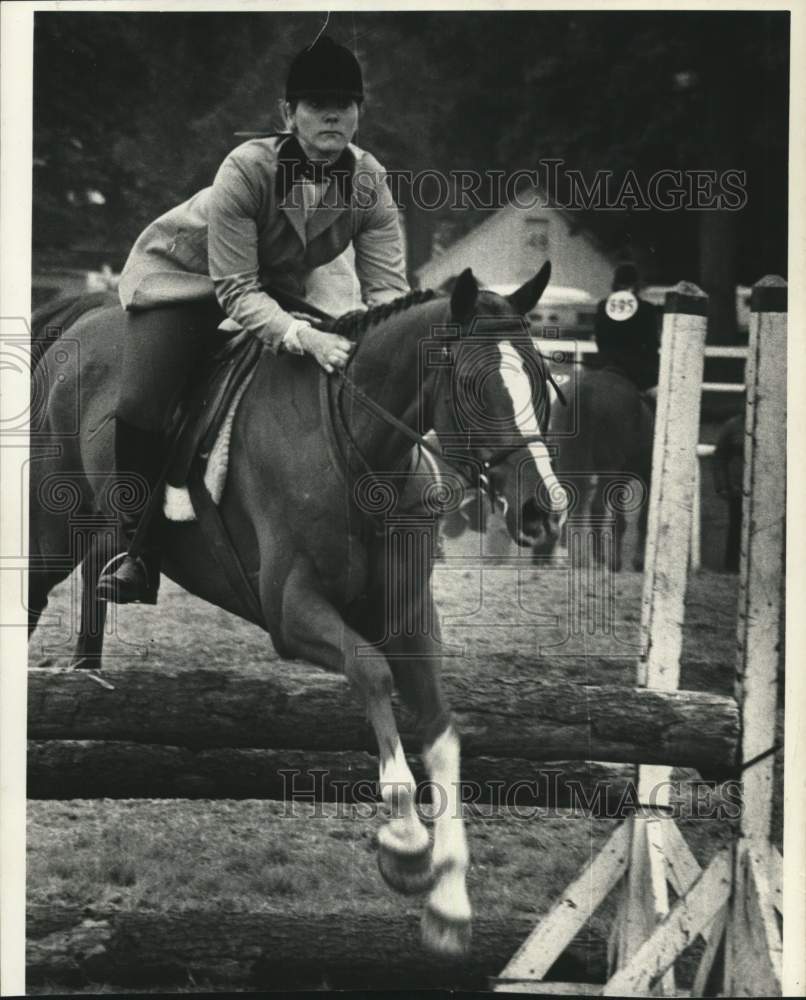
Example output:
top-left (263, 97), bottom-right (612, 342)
top-left (97, 550), bottom-right (159, 605)
top-left (98, 551), bottom-right (128, 580)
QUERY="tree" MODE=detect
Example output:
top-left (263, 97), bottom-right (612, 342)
top-left (32, 9), bottom-right (788, 336)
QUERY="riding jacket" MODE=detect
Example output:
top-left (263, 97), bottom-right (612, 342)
top-left (118, 134), bottom-right (410, 351)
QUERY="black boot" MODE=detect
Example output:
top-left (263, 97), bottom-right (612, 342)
top-left (97, 420), bottom-right (164, 605)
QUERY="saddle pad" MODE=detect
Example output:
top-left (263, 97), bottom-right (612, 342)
top-left (163, 369), bottom-right (256, 521)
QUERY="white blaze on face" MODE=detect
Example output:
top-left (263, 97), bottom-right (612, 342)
top-left (497, 341), bottom-right (567, 514)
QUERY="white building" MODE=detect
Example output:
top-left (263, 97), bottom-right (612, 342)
top-left (415, 191), bottom-right (620, 301)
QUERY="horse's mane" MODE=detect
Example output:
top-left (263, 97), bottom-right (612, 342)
top-left (332, 289), bottom-right (437, 341)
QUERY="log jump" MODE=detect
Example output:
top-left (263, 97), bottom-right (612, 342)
top-left (27, 662), bottom-right (739, 776)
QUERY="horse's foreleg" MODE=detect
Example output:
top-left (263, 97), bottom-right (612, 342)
top-left (386, 602), bottom-right (472, 957)
top-left (278, 558), bottom-right (431, 894)
top-left (422, 724), bottom-right (471, 955)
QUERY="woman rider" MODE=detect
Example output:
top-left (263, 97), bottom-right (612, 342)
top-left (97, 36), bottom-right (410, 604)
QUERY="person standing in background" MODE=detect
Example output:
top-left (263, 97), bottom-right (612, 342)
top-left (593, 262), bottom-right (661, 397)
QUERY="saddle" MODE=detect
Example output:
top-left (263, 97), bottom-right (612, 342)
top-left (165, 284), bottom-right (335, 489)
top-left (159, 293), bottom-right (336, 623)
top-left (166, 330), bottom-right (263, 490)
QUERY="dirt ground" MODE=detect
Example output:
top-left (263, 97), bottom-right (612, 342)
top-left (26, 450), bottom-right (785, 992)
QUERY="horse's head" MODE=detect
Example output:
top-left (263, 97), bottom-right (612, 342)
top-left (430, 264), bottom-right (568, 549)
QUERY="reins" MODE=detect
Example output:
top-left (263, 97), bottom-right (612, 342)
top-left (331, 362), bottom-right (548, 515)
top-left (274, 287), bottom-right (561, 512)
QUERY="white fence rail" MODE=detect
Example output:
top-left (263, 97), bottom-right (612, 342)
top-left (535, 339), bottom-right (748, 394)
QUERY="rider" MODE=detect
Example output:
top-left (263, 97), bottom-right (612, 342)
top-left (593, 262), bottom-right (661, 395)
top-left (97, 35), bottom-right (410, 605)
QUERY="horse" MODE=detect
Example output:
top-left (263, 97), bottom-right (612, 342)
top-left (712, 412), bottom-right (744, 572)
top-left (28, 263), bottom-right (567, 959)
top-left (534, 363), bottom-right (654, 572)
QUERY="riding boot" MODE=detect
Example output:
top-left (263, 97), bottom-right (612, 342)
top-left (96, 419), bottom-right (165, 605)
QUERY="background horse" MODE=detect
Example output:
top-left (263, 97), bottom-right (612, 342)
top-left (29, 264), bottom-right (566, 959)
top-left (535, 364), bottom-right (654, 571)
top-left (712, 412), bottom-right (744, 571)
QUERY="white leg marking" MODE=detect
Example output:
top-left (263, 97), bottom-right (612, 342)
top-left (423, 727), bottom-right (471, 920)
top-left (379, 740), bottom-right (429, 854)
top-left (498, 341), bottom-right (568, 514)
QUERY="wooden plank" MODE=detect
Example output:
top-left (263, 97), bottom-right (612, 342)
top-left (638, 283), bottom-right (707, 691)
top-left (662, 821), bottom-right (702, 896)
top-left (735, 278), bottom-right (786, 849)
top-left (749, 849), bottom-right (783, 985)
top-left (495, 821), bottom-right (631, 988)
top-left (614, 818), bottom-right (672, 984)
top-left (725, 845), bottom-right (783, 996)
top-left (602, 849), bottom-right (732, 996)
top-left (661, 820), bottom-right (716, 945)
top-left (490, 980), bottom-right (602, 996)
top-left (646, 820), bottom-right (677, 997)
top-left (691, 905), bottom-right (727, 997)
top-left (770, 844), bottom-right (782, 915)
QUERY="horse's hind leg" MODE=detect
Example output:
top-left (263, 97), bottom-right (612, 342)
top-left (591, 474), bottom-right (626, 572)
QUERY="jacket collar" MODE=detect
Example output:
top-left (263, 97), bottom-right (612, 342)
top-left (272, 133), bottom-right (355, 247)
top-left (275, 133), bottom-right (354, 204)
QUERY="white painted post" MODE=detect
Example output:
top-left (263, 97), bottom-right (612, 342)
top-left (723, 276), bottom-right (786, 997)
top-left (612, 284), bottom-right (707, 996)
top-left (734, 275), bottom-right (787, 848)
top-left (637, 281), bottom-right (707, 694)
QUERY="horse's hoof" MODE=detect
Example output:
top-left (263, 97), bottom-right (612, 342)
top-left (377, 841), bottom-right (434, 896)
top-left (421, 903), bottom-right (472, 958)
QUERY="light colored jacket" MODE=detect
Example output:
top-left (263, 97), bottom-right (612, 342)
top-left (118, 136), bottom-right (409, 351)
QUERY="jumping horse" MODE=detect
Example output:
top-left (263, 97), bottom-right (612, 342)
top-left (28, 264), bottom-right (567, 957)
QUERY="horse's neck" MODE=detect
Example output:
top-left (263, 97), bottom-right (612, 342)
top-left (341, 301), bottom-right (442, 471)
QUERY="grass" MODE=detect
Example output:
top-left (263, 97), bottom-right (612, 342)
top-left (28, 798), bottom-right (735, 923)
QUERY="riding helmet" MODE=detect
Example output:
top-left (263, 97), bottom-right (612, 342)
top-left (285, 36), bottom-right (364, 102)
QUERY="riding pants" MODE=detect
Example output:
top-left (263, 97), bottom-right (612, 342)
top-left (116, 298), bottom-right (226, 433)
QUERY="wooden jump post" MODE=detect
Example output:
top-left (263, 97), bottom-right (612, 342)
top-left (494, 277), bottom-right (786, 997)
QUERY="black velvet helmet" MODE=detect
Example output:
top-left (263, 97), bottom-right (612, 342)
top-left (285, 36), bottom-right (364, 102)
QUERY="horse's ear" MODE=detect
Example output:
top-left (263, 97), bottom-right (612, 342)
top-left (450, 268), bottom-right (479, 324)
top-left (507, 261), bottom-right (552, 315)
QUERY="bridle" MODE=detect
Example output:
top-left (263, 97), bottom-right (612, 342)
top-left (274, 284), bottom-right (560, 519)
top-left (331, 345), bottom-right (552, 518)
